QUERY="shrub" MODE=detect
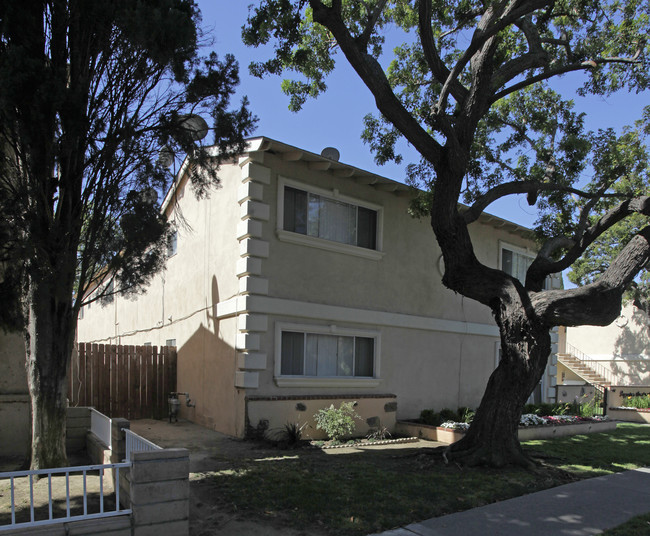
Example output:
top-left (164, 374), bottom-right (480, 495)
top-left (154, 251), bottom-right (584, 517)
top-left (458, 406), bottom-right (475, 423)
top-left (267, 421), bottom-right (308, 446)
top-left (366, 424), bottom-right (392, 441)
top-left (419, 409), bottom-right (443, 426)
top-left (524, 402), bottom-right (576, 417)
top-left (551, 402), bottom-right (572, 415)
top-left (624, 394), bottom-right (650, 409)
top-left (439, 408), bottom-right (460, 422)
top-left (314, 401), bottom-right (360, 441)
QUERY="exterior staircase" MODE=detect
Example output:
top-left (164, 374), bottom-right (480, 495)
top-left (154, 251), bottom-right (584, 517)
top-left (557, 353), bottom-right (612, 389)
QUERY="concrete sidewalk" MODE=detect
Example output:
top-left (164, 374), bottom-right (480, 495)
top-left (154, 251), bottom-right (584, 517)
top-left (371, 468), bottom-right (650, 536)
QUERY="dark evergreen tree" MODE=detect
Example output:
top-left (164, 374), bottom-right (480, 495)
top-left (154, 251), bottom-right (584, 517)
top-left (0, 0), bottom-right (255, 469)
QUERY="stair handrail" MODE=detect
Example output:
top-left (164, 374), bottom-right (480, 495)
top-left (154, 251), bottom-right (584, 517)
top-left (564, 342), bottom-right (616, 387)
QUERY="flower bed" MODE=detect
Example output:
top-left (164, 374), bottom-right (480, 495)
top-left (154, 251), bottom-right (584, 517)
top-left (310, 436), bottom-right (419, 449)
top-left (396, 415), bottom-right (616, 444)
top-left (608, 407), bottom-right (650, 424)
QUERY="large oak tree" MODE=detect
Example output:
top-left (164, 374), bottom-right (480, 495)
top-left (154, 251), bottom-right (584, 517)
top-left (244, 0), bottom-right (650, 467)
top-left (0, 0), bottom-right (255, 469)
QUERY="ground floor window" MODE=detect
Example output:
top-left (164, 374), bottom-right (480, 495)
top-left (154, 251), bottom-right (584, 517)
top-left (277, 324), bottom-right (378, 379)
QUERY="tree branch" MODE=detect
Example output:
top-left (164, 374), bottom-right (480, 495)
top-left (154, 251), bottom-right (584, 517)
top-left (417, 0), bottom-right (468, 103)
top-left (491, 17), bottom-right (548, 88)
top-left (435, 0), bottom-right (551, 115)
top-left (494, 55), bottom-right (644, 103)
top-left (462, 181), bottom-right (627, 224)
top-left (533, 226), bottom-right (650, 326)
top-left (526, 197), bottom-right (650, 290)
top-left (309, 0), bottom-right (443, 165)
top-left (356, 0), bottom-right (388, 50)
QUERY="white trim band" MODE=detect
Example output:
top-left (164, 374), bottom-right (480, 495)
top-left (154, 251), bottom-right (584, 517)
top-left (216, 295), bottom-right (500, 337)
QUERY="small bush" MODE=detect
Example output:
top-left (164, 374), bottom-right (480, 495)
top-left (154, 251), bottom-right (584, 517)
top-left (624, 394), bottom-right (650, 409)
top-left (267, 421), bottom-right (308, 446)
top-left (314, 401), bottom-right (360, 441)
top-left (523, 403), bottom-right (538, 415)
top-left (439, 408), bottom-right (460, 422)
top-left (457, 406), bottom-right (475, 423)
top-left (367, 424), bottom-right (392, 441)
top-left (551, 402), bottom-right (572, 415)
top-left (524, 402), bottom-right (578, 417)
top-left (419, 409), bottom-right (443, 426)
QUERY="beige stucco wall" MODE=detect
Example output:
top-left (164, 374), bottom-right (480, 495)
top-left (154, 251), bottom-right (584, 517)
top-left (247, 396), bottom-right (397, 440)
top-left (239, 150), bottom-right (553, 423)
top-left (258, 151), bottom-right (537, 324)
top-left (565, 303), bottom-right (650, 385)
top-left (249, 313), bottom-right (500, 421)
top-left (77, 141), bottom-right (557, 437)
top-left (608, 385), bottom-right (650, 407)
top-left (77, 161), bottom-right (246, 436)
top-left (556, 361), bottom-right (586, 385)
top-left (0, 329), bottom-right (30, 456)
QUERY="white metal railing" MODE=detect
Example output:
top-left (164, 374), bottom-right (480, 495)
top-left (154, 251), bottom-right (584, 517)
top-left (90, 408), bottom-right (112, 449)
top-left (0, 462), bottom-right (131, 532)
top-left (123, 429), bottom-right (162, 462)
top-left (565, 342), bottom-right (616, 386)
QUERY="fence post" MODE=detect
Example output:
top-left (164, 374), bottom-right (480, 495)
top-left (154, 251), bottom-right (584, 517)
top-left (110, 418), bottom-right (130, 507)
top-left (130, 448), bottom-right (190, 536)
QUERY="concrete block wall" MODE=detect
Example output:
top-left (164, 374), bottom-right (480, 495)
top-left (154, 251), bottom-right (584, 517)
top-left (1, 517), bottom-right (132, 536)
top-left (67, 406), bottom-right (91, 453)
top-left (129, 449), bottom-right (190, 536)
top-left (85, 415), bottom-right (190, 535)
top-left (3, 408), bottom-right (190, 536)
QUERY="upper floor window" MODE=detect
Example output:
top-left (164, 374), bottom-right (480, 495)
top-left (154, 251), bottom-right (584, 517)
top-left (501, 246), bottom-right (533, 284)
top-left (501, 243), bottom-right (554, 289)
top-left (284, 186), bottom-right (378, 250)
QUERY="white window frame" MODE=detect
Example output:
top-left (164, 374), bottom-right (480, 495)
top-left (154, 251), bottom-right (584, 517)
top-left (499, 241), bottom-right (553, 290)
top-left (274, 322), bottom-right (382, 387)
top-left (276, 176), bottom-right (385, 261)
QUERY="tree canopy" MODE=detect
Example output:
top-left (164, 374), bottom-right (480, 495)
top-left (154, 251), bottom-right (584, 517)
top-left (243, 0), bottom-right (650, 466)
top-left (0, 0), bottom-right (255, 468)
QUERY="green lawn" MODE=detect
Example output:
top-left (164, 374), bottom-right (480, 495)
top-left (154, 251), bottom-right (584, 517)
top-left (191, 423), bottom-right (650, 535)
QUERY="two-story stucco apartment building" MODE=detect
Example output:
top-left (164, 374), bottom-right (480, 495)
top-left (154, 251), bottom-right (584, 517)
top-left (77, 137), bottom-right (560, 438)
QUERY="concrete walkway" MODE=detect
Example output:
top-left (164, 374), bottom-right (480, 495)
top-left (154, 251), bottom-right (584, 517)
top-left (371, 467), bottom-right (650, 536)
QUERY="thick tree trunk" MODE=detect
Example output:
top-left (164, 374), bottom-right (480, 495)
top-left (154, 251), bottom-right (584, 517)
top-left (25, 278), bottom-right (76, 470)
top-left (446, 300), bottom-right (551, 468)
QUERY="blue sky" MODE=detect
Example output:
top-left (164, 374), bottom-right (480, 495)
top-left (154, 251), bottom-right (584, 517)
top-left (198, 1), bottom-right (647, 229)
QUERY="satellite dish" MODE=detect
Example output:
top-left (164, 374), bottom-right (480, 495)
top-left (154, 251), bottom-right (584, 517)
top-left (157, 145), bottom-right (175, 168)
top-left (178, 114), bottom-right (209, 142)
top-left (321, 147), bottom-right (340, 161)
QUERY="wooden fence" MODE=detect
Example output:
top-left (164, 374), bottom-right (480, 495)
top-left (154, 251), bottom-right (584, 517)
top-left (69, 343), bottom-right (177, 420)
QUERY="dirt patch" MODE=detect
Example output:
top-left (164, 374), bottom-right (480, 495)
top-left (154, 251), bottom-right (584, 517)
top-left (1, 420), bottom-right (438, 535)
top-left (129, 419), bottom-right (439, 536)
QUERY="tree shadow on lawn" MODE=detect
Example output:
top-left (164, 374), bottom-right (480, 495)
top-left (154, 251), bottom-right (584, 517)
top-left (0, 482), bottom-right (117, 527)
top-left (190, 442), bottom-right (575, 536)
top-left (0, 453), bottom-right (118, 529)
top-left (522, 423), bottom-right (650, 476)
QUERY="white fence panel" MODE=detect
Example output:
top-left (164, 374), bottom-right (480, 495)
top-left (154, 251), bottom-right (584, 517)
top-left (0, 462), bottom-right (131, 532)
top-left (123, 429), bottom-right (162, 462)
top-left (90, 407), bottom-right (112, 449)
